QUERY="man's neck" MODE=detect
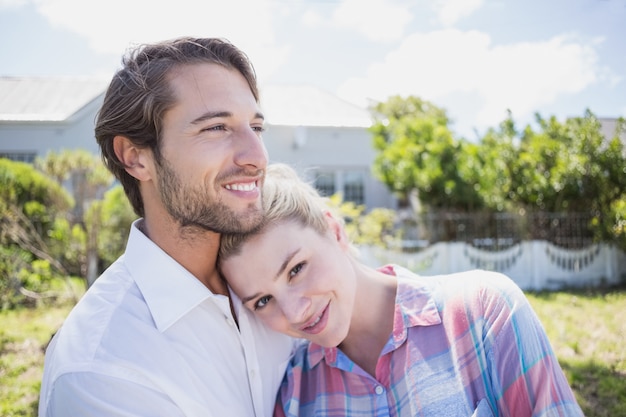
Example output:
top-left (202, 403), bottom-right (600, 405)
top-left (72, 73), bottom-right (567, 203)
top-left (139, 217), bottom-right (227, 295)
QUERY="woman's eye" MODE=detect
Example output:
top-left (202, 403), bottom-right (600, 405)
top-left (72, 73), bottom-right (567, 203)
top-left (254, 295), bottom-right (272, 310)
top-left (289, 262), bottom-right (305, 279)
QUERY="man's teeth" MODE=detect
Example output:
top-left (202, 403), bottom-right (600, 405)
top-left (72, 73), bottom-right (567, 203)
top-left (225, 182), bottom-right (256, 191)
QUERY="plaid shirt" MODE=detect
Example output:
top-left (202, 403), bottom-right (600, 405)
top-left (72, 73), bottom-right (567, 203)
top-left (275, 265), bottom-right (583, 417)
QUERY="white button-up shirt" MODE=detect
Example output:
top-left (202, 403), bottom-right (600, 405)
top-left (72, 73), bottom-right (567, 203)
top-left (39, 220), bottom-right (296, 417)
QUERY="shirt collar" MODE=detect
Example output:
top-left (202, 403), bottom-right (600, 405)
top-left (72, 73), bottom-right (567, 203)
top-left (124, 219), bottom-right (215, 332)
top-left (306, 264), bottom-right (441, 368)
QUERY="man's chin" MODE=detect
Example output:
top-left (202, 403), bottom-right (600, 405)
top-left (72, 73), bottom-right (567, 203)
top-left (209, 209), bottom-right (264, 234)
top-left (176, 202), bottom-right (264, 234)
top-left (225, 213), bottom-right (264, 234)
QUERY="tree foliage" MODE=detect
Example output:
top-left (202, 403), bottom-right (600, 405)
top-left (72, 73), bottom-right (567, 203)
top-left (509, 111), bottom-right (625, 213)
top-left (370, 96), bottom-right (483, 211)
top-left (370, 95), bottom-right (626, 249)
top-left (93, 185), bottom-right (136, 268)
top-left (0, 159), bottom-right (74, 308)
top-left (36, 149), bottom-right (113, 222)
top-left (0, 150), bottom-right (137, 308)
top-left (327, 194), bottom-right (398, 248)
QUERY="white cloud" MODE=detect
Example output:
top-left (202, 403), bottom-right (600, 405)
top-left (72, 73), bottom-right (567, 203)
top-left (434, 0), bottom-right (485, 26)
top-left (302, 9), bottom-right (324, 27)
top-left (332, 0), bottom-right (413, 42)
top-left (337, 29), bottom-right (607, 134)
top-left (31, 0), bottom-right (289, 80)
top-left (0, 0), bottom-right (28, 9)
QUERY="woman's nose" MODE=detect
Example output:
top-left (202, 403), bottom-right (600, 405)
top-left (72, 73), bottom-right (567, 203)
top-left (281, 295), bottom-right (312, 325)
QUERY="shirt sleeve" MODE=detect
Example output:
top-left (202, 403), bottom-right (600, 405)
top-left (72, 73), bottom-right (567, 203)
top-left (44, 372), bottom-right (186, 417)
top-left (482, 273), bottom-right (584, 417)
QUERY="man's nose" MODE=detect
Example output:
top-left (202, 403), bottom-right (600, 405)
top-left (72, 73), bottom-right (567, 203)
top-left (233, 126), bottom-right (268, 169)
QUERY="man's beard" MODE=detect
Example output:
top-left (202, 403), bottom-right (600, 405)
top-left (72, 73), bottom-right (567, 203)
top-left (156, 157), bottom-right (264, 234)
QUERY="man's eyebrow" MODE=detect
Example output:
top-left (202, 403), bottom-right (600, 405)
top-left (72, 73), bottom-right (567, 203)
top-left (190, 111), bottom-right (232, 125)
top-left (190, 111), bottom-right (265, 125)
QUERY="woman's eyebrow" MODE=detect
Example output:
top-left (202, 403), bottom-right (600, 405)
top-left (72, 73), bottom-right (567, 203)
top-left (274, 248), bottom-right (300, 281)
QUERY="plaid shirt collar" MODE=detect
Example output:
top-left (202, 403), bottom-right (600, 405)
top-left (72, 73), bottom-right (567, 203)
top-left (306, 265), bottom-right (441, 368)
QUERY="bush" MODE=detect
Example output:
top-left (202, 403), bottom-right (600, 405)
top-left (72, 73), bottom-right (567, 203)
top-left (0, 159), bottom-right (74, 309)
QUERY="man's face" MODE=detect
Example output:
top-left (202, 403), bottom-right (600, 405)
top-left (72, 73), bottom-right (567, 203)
top-left (154, 63), bottom-right (268, 233)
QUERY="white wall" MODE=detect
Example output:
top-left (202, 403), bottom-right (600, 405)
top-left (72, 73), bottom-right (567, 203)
top-left (0, 98), bottom-right (102, 157)
top-left (264, 125), bottom-right (396, 209)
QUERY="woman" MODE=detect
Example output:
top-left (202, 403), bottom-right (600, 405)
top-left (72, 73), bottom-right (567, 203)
top-left (218, 163), bottom-right (583, 417)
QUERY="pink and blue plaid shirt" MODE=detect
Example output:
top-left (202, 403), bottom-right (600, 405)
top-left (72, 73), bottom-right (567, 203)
top-left (275, 265), bottom-right (582, 417)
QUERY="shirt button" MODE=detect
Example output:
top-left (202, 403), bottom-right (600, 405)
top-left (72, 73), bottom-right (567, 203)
top-left (374, 385), bottom-right (384, 395)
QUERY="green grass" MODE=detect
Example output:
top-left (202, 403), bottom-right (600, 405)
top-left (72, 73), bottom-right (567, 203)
top-left (527, 288), bottom-right (626, 417)
top-left (0, 303), bottom-right (73, 417)
top-left (1, 286), bottom-right (625, 416)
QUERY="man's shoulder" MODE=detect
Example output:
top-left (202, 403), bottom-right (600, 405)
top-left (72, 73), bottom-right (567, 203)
top-left (51, 258), bottom-right (147, 361)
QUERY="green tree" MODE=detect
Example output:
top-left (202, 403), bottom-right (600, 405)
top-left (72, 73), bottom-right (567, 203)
top-left (370, 95), bottom-right (483, 212)
top-left (326, 194), bottom-right (398, 248)
top-left (0, 158), bottom-right (74, 308)
top-left (498, 111), bottom-right (626, 248)
top-left (467, 112), bottom-right (518, 211)
top-left (94, 185), bottom-right (137, 269)
top-left (36, 149), bottom-right (113, 222)
top-left (36, 150), bottom-right (115, 286)
top-left (509, 111), bottom-right (626, 214)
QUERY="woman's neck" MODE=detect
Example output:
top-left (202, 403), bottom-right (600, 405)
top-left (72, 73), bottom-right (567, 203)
top-left (338, 265), bottom-right (397, 377)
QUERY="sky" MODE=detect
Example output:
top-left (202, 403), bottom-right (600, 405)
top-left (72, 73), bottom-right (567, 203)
top-left (1, 0), bottom-right (625, 140)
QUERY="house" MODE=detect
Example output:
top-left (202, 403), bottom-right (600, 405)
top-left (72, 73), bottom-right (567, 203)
top-left (0, 77), bottom-right (106, 161)
top-left (0, 77), bottom-right (397, 211)
top-left (598, 116), bottom-right (626, 156)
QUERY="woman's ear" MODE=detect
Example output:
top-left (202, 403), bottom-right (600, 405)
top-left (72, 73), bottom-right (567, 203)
top-left (113, 136), bottom-right (153, 181)
top-left (323, 210), bottom-right (350, 249)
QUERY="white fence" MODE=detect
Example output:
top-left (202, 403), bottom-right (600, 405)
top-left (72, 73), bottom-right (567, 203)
top-left (358, 241), bottom-right (626, 290)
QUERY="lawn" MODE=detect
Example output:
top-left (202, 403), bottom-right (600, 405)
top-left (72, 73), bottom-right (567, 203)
top-left (1, 287), bottom-right (625, 416)
top-left (526, 288), bottom-right (626, 416)
top-left (0, 303), bottom-right (73, 417)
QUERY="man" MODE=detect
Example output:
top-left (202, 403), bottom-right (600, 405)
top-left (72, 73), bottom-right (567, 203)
top-left (39, 37), bottom-right (295, 417)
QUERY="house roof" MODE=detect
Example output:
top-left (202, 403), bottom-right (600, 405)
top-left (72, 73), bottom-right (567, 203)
top-left (0, 77), bottom-right (372, 128)
top-left (0, 77), bottom-right (109, 122)
top-left (260, 84), bottom-right (372, 128)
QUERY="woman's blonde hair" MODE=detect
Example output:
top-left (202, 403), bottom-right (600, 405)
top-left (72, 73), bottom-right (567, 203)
top-left (219, 163), bottom-right (338, 261)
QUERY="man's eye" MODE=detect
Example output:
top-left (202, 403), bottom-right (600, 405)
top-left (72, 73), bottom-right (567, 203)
top-left (254, 295), bottom-right (272, 310)
top-left (203, 125), bottom-right (226, 132)
top-left (252, 126), bottom-right (266, 132)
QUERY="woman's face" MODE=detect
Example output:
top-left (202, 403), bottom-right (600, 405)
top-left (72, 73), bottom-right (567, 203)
top-left (221, 218), bottom-right (358, 347)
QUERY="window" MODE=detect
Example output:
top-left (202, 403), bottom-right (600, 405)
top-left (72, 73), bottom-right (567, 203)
top-left (313, 169), bottom-right (365, 206)
top-left (0, 152), bottom-right (36, 163)
top-left (314, 171), bottom-right (336, 197)
top-left (343, 171), bottom-right (365, 205)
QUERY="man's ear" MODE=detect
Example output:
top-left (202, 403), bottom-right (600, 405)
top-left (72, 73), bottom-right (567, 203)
top-left (323, 210), bottom-right (350, 249)
top-left (113, 136), bottom-right (153, 181)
